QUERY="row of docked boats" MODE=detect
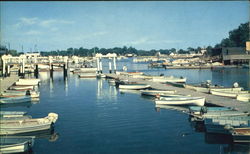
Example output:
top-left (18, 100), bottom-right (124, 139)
top-left (189, 106), bottom-right (250, 143)
top-left (0, 78), bottom-right (41, 105)
top-left (110, 78), bottom-right (206, 106)
top-left (184, 81), bottom-right (250, 102)
top-left (0, 78), bottom-right (59, 153)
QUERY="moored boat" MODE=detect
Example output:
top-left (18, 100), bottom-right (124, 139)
top-left (9, 86), bottom-right (35, 91)
top-left (78, 73), bottom-right (97, 78)
top-left (151, 76), bottom-right (186, 83)
top-left (0, 111), bottom-right (27, 118)
top-left (119, 84), bottom-right (151, 90)
top-left (236, 93), bottom-right (250, 102)
top-left (205, 116), bottom-right (250, 134)
top-left (210, 90), bottom-right (249, 98)
top-left (15, 78), bottom-right (40, 86)
top-left (0, 96), bottom-right (32, 104)
top-left (155, 96), bottom-right (205, 106)
top-left (231, 127), bottom-right (250, 143)
top-left (0, 113), bottom-right (58, 135)
top-left (140, 89), bottom-right (176, 96)
top-left (0, 136), bottom-right (35, 154)
top-left (1, 90), bottom-right (40, 98)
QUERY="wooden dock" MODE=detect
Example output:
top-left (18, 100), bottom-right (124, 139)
top-left (105, 73), bottom-right (250, 112)
top-left (0, 76), bottom-right (19, 93)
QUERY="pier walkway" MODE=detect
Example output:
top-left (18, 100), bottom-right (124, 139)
top-left (0, 76), bottom-right (19, 93)
top-left (105, 74), bottom-right (250, 112)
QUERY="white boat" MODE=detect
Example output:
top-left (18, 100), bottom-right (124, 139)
top-left (209, 87), bottom-right (243, 92)
top-left (237, 93), bottom-right (250, 102)
top-left (78, 73), bottom-right (97, 78)
top-left (119, 84), bottom-right (151, 90)
top-left (96, 74), bottom-right (106, 78)
top-left (151, 76), bottom-right (186, 83)
top-left (210, 90), bottom-right (249, 98)
top-left (1, 90), bottom-right (40, 98)
top-left (0, 136), bottom-right (35, 153)
top-left (0, 96), bottom-right (32, 104)
top-left (0, 111), bottom-right (27, 118)
top-left (0, 113), bottom-right (58, 135)
top-left (10, 86), bottom-right (35, 91)
top-left (140, 89), bottom-right (176, 96)
top-left (155, 97), bottom-right (205, 106)
top-left (15, 79), bottom-right (40, 86)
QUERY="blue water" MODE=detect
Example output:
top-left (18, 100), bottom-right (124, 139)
top-left (2, 58), bottom-right (250, 153)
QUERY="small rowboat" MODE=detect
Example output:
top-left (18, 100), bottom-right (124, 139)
top-left (0, 136), bottom-right (35, 153)
top-left (236, 93), bottom-right (250, 102)
top-left (15, 78), bottom-right (40, 86)
top-left (0, 96), bottom-right (32, 104)
top-left (9, 86), bottom-right (35, 91)
top-left (1, 90), bottom-right (40, 98)
top-left (0, 113), bottom-right (58, 135)
top-left (210, 90), bottom-right (249, 98)
top-left (119, 84), bottom-right (151, 90)
top-left (0, 111), bottom-right (27, 118)
top-left (78, 73), bottom-right (97, 78)
top-left (140, 89), bottom-right (176, 96)
top-left (231, 128), bottom-right (250, 143)
top-left (151, 76), bottom-right (186, 83)
top-left (155, 97), bottom-right (205, 106)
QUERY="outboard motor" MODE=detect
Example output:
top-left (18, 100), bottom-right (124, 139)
top-left (26, 90), bottom-right (31, 96)
top-left (233, 82), bottom-right (239, 88)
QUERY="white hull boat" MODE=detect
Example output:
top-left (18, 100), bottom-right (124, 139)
top-left (0, 113), bottom-right (58, 135)
top-left (209, 87), bottom-right (243, 92)
top-left (155, 97), bottom-right (205, 106)
top-left (237, 93), bottom-right (250, 102)
top-left (1, 91), bottom-right (40, 98)
top-left (0, 136), bottom-right (35, 154)
top-left (152, 76), bottom-right (186, 83)
top-left (0, 96), bottom-right (32, 104)
top-left (0, 111), bottom-right (27, 118)
top-left (15, 79), bottom-right (40, 86)
top-left (119, 84), bottom-right (151, 90)
top-left (210, 90), bottom-right (249, 98)
top-left (140, 89), bottom-right (176, 96)
top-left (10, 86), bottom-right (35, 91)
top-left (78, 73), bottom-right (97, 78)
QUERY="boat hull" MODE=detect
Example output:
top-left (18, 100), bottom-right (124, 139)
top-left (155, 97), bottom-right (205, 106)
top-left (119, 84), bottom-right (151, 90)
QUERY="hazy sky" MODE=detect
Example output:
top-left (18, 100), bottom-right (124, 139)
top-left (1, 1), bottom-right (249, 52)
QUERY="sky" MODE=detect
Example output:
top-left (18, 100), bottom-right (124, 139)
top-left (0, 1), bottom-right (249, 52)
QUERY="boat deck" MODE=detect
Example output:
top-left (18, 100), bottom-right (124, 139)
top-left (0, 76), bottom-right (19, 93)
top-left (105, 73), bottom-right (250, 112)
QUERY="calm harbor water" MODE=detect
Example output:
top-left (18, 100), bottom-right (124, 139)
top-left (2, 58), bottom-right (250, 153)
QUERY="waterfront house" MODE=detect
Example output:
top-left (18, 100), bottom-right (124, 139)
top-left (222, 47), bottom-right (250, 65)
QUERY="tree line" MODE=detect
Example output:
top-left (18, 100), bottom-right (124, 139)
top-left (1, 22), bottom-right (248, 57)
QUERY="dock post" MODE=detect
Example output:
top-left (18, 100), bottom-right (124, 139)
top-left (2, 57), bottom-right (6, 77)
top-left (50, 64), bottom-right (53, 78)
top-left (113, 57), bottom-right (117, 74)
top-left (109, 58), bottom-right (112, 73)
top-left (20, 58), bottom-right (25, 78)
top-left (96, 57), bottom-right (100, 74)
top-left (99, 58), bottom-right (103, 74)
top-left (7, 65), bottom-right (10, 76)
top-left (63, 64), bottom-right (68, 77)
top-left (34, 64), bottom-right (39, 78)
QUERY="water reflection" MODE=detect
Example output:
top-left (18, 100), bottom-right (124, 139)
top-left (119, 89), bottom-right (141, 95)
top-left (155, 104), bottom-right (189, 113)
top-left (96, 79), bottom-right (117, 101)
top-left (0, 102), bottom-right (33, 108)
top-left (13, 129), bottom-right (59, 142)
top-left (64, 77), bottom-right (68, 96)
